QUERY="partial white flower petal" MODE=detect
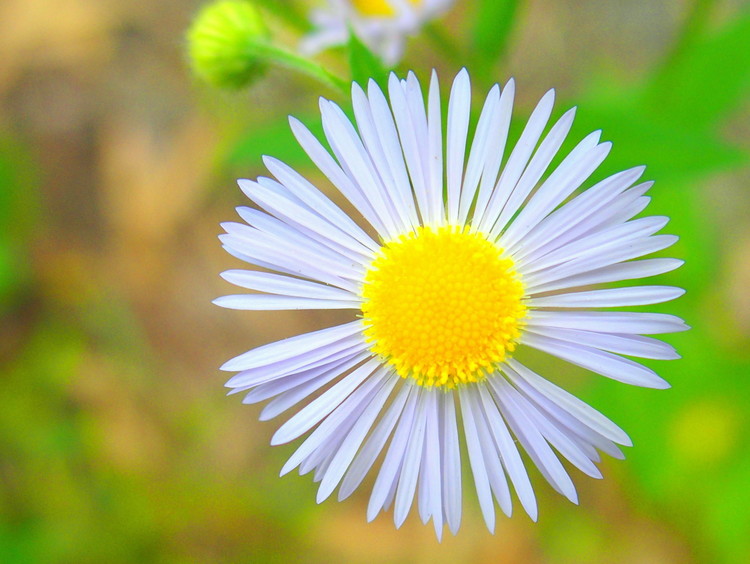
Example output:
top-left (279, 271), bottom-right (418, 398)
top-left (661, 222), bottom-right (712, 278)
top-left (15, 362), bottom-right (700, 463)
top-left (367, 384), bottom-right (419, 521)
top-left (425, 70), bottom-right (445, 225)
top-left (528, 258), bottom-right (684, 294)
top-left (475, 89), bottom-right (556, 234)
top-left (351, 83), bottom-right (418, 231)
top-left (222, 321), bottom-right (363, 373)
top-left (421, 390), bottom-right (444, 538)
top-left (527, 310), bottom-right (690, 335)
top-left (488, 378), bottom-right (578, 503)
top-left (366, 79), bottom-right (421, 226)
top-left (505, 359), bottom-right (631, 446)
top-left (471, 79), bottom-right (514, 230)
top-left (458, 387), bottom-right (496, 533)
top-left (471, 388), bottom-right (513, 517)
top-left (491, 107), bottom-right (585, 241)
top-left (280, 362), bottom-right (388, 475)
top-left (458, 84), bottom-right (500, 224)
top-left (317, 369), bottom-right (398, 502)
top-left (394, 387), bottom-right (429, 528)
top-left (446, 68), bottom-right (471, 223)
top-left (320, 100), bottom-right (401, 238)
top-left (339, 382), bottom-right (411, 501)
top-left (476, 383), bottom-right (538, 520)
top-left (527, 285), bottom-right (685, 308)
top-left (258, 352), bottom-right (370, 421)
top-left (511, 167), bottom-right (646, 261)
top-left (440, 391), bottom-right (462, 535)
top-left (271, 357), bottom-right (381, 446)
top-left (525, 326), bottom-right (680, 360)
top-left (522, 332), bottom-right (670, 389)
top-left (262, 156), bottom-right (379, 253)
top-left (214, 294), bottom-right (360, 311)
top-left (289, 116), bottom-right (386, 236)
top-left (220, 270), bottom-right (357, 301)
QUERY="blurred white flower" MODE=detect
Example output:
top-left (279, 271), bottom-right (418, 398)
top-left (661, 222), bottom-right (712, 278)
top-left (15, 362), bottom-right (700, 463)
top-left (301, 0), bottom-right (454, 65)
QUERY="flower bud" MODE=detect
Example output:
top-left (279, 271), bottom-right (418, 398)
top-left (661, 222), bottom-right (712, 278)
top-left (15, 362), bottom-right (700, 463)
top-left (187, 0), bottom-right (269, 89)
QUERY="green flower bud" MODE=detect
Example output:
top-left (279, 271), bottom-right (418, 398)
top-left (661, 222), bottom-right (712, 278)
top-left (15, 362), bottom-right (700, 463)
top-left (187, 0), bottom-right (269, 89)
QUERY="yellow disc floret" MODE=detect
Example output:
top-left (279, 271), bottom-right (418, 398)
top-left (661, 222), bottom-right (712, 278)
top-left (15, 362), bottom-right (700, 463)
top-left (361, 225), bottom-right (527, 389)
top-left (352, 0), bottom-right (422, 17)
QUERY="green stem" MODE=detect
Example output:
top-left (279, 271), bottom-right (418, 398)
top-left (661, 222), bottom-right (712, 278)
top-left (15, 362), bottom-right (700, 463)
top-left (251, 42), bottom-right (349, 95)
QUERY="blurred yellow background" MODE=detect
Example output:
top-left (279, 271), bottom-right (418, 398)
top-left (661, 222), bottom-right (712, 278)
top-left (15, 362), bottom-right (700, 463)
top-left (1, 0), bottom-right (748, 562)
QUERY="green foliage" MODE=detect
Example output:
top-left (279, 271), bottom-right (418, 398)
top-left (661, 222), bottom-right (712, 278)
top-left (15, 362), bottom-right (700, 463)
top-left (347, 31), bottom-right (389, 90)
top-left (471, 0), bottom-right (520, 77)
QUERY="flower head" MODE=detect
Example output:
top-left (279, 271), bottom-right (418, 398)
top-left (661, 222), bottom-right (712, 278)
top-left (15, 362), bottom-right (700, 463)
top-left (187, 0), bottom-right (269, 89)
top-left (215, 69), bottom-right (688, 539)
top-left (301, 0), bottom-right (454, 65)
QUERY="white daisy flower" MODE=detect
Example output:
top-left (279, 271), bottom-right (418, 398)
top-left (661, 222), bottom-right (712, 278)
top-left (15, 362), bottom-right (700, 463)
top-left (300, 0), bottom-right (454, 65)
top-left (215, 69), bottom-right (688, 539)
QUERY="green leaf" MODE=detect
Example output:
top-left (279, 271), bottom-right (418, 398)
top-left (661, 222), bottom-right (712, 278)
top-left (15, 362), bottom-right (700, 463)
top-left (226, 115), bottom-right (324, 170)
top-left (643, 9), bottom-right (750, 131)
top-left (471, 0), bottom-right (519, 72)
top-left (346, 31), bottom-right (389, 90)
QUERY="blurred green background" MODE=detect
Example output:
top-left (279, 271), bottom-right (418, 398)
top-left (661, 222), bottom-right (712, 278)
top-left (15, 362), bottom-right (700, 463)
top-left (1, 0), bottom-right (749, 562)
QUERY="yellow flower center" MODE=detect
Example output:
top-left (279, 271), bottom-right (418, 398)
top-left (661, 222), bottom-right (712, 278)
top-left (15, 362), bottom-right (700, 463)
top-left (352, 0), bottom-right (422, 17)
top-left (361, 225), bottom-right (527, 389)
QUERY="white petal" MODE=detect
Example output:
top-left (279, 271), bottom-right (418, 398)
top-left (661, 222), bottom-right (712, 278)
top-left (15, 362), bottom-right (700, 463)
top-left (262, 156), bottom-right (379, 254)
top-left (386, 73), bottom-right (431, 227)
top-left (271, 357), bottom-right (380, 445)
top-left (220, 270), bottom-right (357, 301)
top-left (526, 310), bottom-right (690, 335)
top-left (446, 68), bottom-right (471, 223)
top-left (457, 84), bottom-right (500, 224)
top-left (487, 378), bottom-right (578, 503)
top-left (320, 100), bottom-right (401, 238)
top-left (508, 389), bottom-right (603, 478)
top-left (471, 79), bottom-right (514, 230)
top-left (365, 78), bottom-right (421, 227)
top-left (440, 391), bottom-right (462, 535)
top-left (351, 83), bottom-right (418, 230)
top-left (258, 352), bottom-right (369, 421)
top-left (316, 370), bottom-right (398, 502)
top-left (457, 387), bottom-right (495, 533)
top-left (527, 285), bottom-right (685, 308)
top-left (222, 321), bottom-right (363, 373)
top-left (339, 382), bottom-right (410, 501)
top-left (491, 108), bottom-right (585, 241)
top-left (476, 383), bottom-right (538, 520)
top-left (421, 390), bottom-right (444, 538)
top-left (525, 326), bottom-right (680, 360)
top-left (289, 116), bottom-right (387, 236)
top-left (505, 359), bottom-right (631, 446)
top-left (425, 70), bottom-right (445, 225)
top-left (280, 362), bottom-right (388, 474)
top-left (471, 388), bottom-right (513, 517)
top-left (394, 387), bottom-right (429, 527)
top-left (528, 258), bottom-right (684, 295)
top-left (214, 294), bottom-right (360, 310)
top-left (521, 332), bottom-right (670, 389)
top-left (510, 167), bottom-right (646, 261)
top-left (367, 384), bottom-right (419, 521)
top-left (475, 89), bottom-right (556, 234)
top-left (520, 216), bottom-right (669, 275)
top-left (524, 234), bottom-right (679, 289)
top-left (242, 356), bottom-right (355, 404)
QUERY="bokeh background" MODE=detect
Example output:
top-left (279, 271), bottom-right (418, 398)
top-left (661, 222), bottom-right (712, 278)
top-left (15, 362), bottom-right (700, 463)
top-left (2, 0), bottom-right (749, 562)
